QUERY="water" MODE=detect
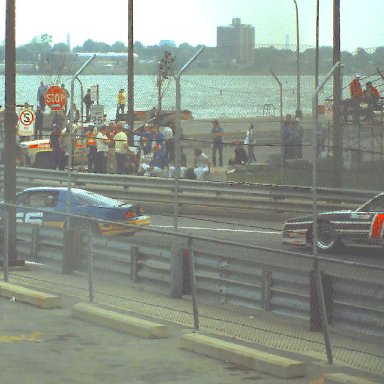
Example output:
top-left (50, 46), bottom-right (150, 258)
top-left (0, 74), bottom-right (340, 120)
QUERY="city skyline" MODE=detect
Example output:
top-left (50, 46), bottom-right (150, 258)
top-left (1, 0), bottom-right (383, 52)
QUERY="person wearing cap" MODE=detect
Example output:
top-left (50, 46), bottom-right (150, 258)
top-left (86, 124), bottom-right (97, 172)
top-left (82, 88), bottom-right (93, 122)
top-left (349, 74), bottom-right (363, 124)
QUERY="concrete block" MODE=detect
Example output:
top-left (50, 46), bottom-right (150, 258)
top-left (323, 373), bottom-right (379, 384)
top-left (72, 302), bottom-right (169, 338)
top-left (0, 281), bottom-right (62, 309)
top-left (180, 333), bottom-right (306, 379)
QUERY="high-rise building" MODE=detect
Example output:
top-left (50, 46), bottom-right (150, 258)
top-left (217, 18), bottom-right (255, 63)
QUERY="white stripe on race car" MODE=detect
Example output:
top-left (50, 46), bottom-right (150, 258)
top-left (150, 225), bottom-right (281, 234)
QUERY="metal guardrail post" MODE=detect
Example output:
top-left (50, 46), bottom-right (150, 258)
top-left (188, 237), bottom-right (199, 331)
top-left (170, 244), bottom-right (183, 298)
top-left (311, 61), bottom-right (340, 365)
top-left (131, 246), bottom-right (139, 282)
top-left (30, 225), bottom-right (39, 260)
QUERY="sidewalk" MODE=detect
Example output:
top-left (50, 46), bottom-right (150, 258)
top-left (7, 263), bottom-right (384, 382)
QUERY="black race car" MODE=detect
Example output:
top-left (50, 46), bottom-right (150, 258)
top-left (282, 193), bottom-right (384, 253)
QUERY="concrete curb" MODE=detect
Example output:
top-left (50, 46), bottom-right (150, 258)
top-left (0, 281), bottom-right (62, 308)
top-left (72, 302), bottom-right (169, 339)
top-left (323, 373), bottom-right (379, 384)
top-left (180, 333), bottom-right (306, 379)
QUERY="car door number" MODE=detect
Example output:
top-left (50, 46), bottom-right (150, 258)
top-left (16, 212), bottom-right (44, 225)
top-left (370, 213), bottom-right (384, 239)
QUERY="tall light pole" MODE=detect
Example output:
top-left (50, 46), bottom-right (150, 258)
top-left (293, 0), bottom-right (302, 118)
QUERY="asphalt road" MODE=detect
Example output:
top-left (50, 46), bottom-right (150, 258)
top-left (137, 212), bottom-right (384, 269)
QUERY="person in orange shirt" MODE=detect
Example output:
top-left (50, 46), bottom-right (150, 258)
top-left (86, 123), bottom-right (97, 172)
top-left (349, 74), bottom-right (363, 124)
top-left (364, 81), bottom-right (380, 124)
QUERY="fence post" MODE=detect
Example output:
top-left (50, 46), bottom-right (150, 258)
top-left (62, 229), bottom-right (82, 274)
top-left (170, 244), bottom-right (183, 298)
top-left (188, 237), bottom-right (199, 331)
top-left (261, 270), bottom-right (272, 310)
top-left (131, 246), bottom-right (139, 282)
top-left (310, 271), bottom-right (334, 331)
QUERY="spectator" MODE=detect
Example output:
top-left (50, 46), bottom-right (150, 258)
top-left (68, 103), bottom-right (80, 124)
top-left (244, 123), bottom-right (256, 164)
top-left (141, 144), bottom-right (168, 176)
top-left (193, 148), bottom-right (211, 180)
top-left (49, 125), bottom-right (65, 170)
top-left (349, 74), bottom-right (363, 124)
top-left (229, 141), bottom-right (248, 165)
top-left (36, 81), bottom-right (47, 111)
top-left (83, 88), bottom-right (93, 122)
top-left (162, 124), bottom-right (174, 163)
top-left (114, 124), bottom-right (128, 174)
top-left (282, 114), bottom-right (294, 161)
top-left (34, 107), bottom-right (44, 139)
top-left (116, 88), bottom-right (126, 120)
top-left (86, 124), bottom-right (97, 172)
top-left (95, 126), bottom-right (111, 173)
top-left (364, 81), bottom-right (380, 124)
top-left (211, 119), bottom-right (224, 167)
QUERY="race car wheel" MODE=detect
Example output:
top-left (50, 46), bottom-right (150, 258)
top-left (317, 222), bottom-right (340, 253)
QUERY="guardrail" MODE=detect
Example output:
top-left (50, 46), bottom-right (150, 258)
top-left (14, 223), bottom-right (384, 338)
top-left (0, 165), bottom-right (379, 215)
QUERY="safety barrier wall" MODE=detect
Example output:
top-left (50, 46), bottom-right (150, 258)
top-left (0, 166), bottom-right (378, 215)
top-left (13, 223), bottom-right (384, 337)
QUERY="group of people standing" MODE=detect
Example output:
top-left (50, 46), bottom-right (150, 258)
top-left (348, 74), bottom-right (381, 124)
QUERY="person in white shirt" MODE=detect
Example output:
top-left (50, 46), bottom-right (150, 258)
top-left (193, 148), bottom-right (211, 180)
top-left (95, 126), bottom-right (111, 173)
top-left (114, 124), bottom-right (128, 174)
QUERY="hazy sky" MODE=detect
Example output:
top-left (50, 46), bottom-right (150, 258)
top-left (1, 0), bottom-right (382, 52)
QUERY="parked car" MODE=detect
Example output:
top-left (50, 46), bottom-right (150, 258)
top-left (282, 192), bottom-right (384, 253)
top-left (1, 187), bottom-right (150, 236)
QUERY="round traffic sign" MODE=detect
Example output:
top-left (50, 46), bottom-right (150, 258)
top-left (45, 85), bottom-right (67, 111)
top-left (19, 109), bottom-right (35, 126)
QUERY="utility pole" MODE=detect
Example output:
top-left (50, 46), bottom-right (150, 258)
top-left (127, 0), bottom-right (134, 129)
top-left (332, 0), bottom-right (342, 188)
top-left (4, 0), bottom-right (18, 268)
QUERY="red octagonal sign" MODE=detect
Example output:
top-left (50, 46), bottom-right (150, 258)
top-left (44, 85), bottom-right (67, 111)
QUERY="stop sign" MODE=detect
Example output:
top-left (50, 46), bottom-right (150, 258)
top-left (44, 85), bottom-right (67, 111)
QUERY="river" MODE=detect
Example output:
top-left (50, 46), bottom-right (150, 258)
top-left (0, 74), bottom-right (345, 120)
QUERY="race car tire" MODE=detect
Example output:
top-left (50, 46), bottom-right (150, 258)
top-left (316, 221), bottom-right (341, 253)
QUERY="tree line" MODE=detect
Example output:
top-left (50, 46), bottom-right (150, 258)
top-left (1, 34), bottom-right (383, 76)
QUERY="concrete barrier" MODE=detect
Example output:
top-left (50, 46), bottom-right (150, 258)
top-left (180, 333), bottom-right (306, 379)
top-left (0, 281), bottom-right (62, 308)
top-left (323, 373), bottom-right (379, 384)
top-left (72, 302), bottom-right (169, 338)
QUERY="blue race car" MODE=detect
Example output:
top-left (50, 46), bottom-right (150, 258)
top-left (3, 187), bottom-right (150, 236)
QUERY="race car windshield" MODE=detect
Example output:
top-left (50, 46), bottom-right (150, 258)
top-left (73, 190), bottom-right (124, 207)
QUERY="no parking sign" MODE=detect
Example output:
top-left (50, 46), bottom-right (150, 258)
top-left (18, 109), bottom-right (35, 136)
